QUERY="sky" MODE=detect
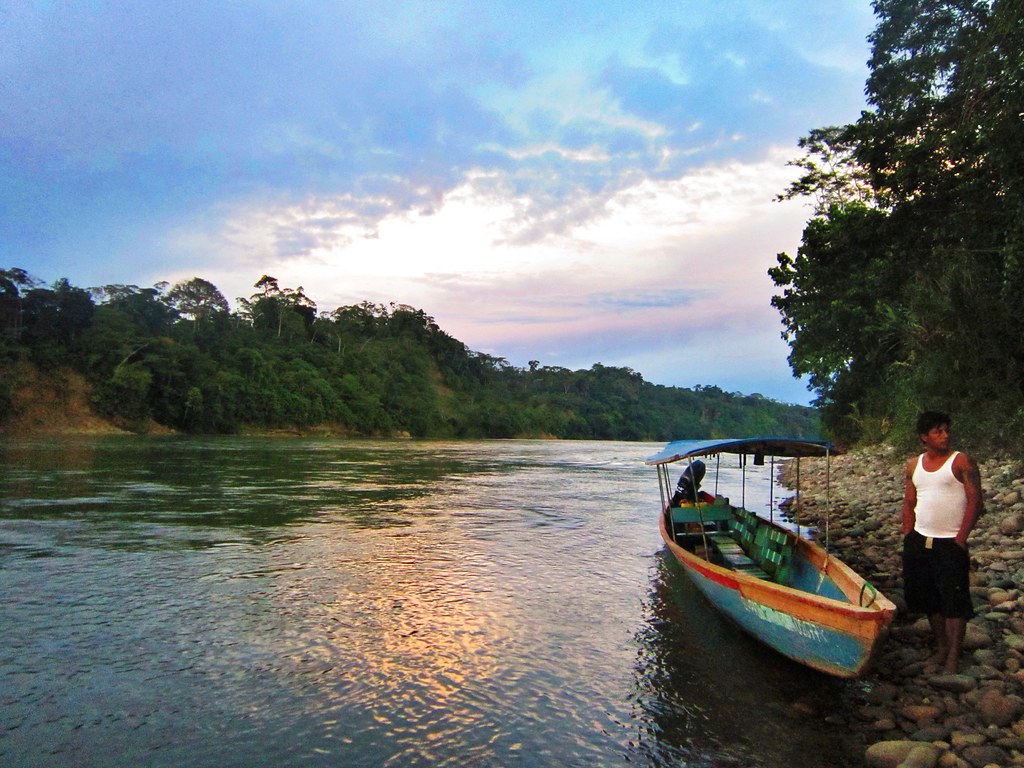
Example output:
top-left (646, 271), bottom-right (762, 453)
top-left (1, 1), bottom-right (877, 405)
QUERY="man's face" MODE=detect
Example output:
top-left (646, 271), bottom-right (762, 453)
top-left (920, 423), bottom-right (951, 451)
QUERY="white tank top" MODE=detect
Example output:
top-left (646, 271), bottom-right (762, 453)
top-left (913, 451), bottom-right (966, 538)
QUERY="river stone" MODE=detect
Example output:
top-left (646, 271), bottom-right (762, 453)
top-left (950, 730), bottom-right (987, 749)
top-left (865, 740), bottom-right (933, 768)
top-left (963, 624), bottom-right (992, 650)
top-left (994, 734), bottom-right (1024, 750)
top-left (998, 514), bottom-right (1024, 534)
top-left (901, 618), bottom-right (935, 638)
top-left (930, 674), bottom-right (977, 693)
top-left (910, 724), bottom-right (950, 742)
top-left (901, 704), bottom-right (942, 723)
top-left (960, 744), bottom-right (1009, 768)
top-left (987, 590), bottom-right (1013, 607)
top-left (973, 664), bottom-right (1003, 681)
top-left (986, 560), bottom-right (1009, 573)
top-left (973, 590), bottom-right (995, 606)
top-left (972, 649), bottom-right (997, 667)
top-left (900, 744), bottom-right (942, 768)
top-left (866, 682), bottom-right (902, 704)
top-left (976, 688), bottom-right (1021, 727)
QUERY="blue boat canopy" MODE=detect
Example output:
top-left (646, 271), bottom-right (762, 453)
top-left (645, 437), bottom-right (837, 465)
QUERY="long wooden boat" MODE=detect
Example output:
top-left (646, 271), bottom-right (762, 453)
top-left (647, 438), bottom-right (896, 678)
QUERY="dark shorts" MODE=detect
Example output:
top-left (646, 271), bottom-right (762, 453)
top-left (902, 530), bottom-right (974, 619)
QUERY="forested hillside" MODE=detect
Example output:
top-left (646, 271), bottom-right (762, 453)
top-left (771, 0), bottom-right (1022, 451)
top-left (0, 269), bottom-right (819, 439)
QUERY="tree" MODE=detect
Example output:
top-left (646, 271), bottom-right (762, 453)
top-left (777, 126), bottom-right (876, 215)
top-left (167, 277), bottom-right (229, 331)
top-left (93, 283), bottom-right (177, 335)
top-left (0, 268), bottom-right (39, 338)
top-left (2, 267), bottom-right (822, 440)
top-left (18, 278), bottom-right (95, 367)
top-left (769, 204), bottom-right (908, 437)
top-left (94, 361), bottom-right (152, 423)
top-left (771, 0), bottom-right (1024, 447)
top-left (237, 275), bottom-right (317, 339)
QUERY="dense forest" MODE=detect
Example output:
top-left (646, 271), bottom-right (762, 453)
top-left (771, 0), bottom-right (1023, 451)
top-left (0, 269), bottom-right (820, 440)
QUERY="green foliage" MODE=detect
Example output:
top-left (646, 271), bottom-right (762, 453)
top-left (19, 279), bottom-right (95, 369)
top-left (0, 374), bottom-right (12, 422)
top-left (94, 362), bottom-right (153, 423)
top-left (777, 126), bottom-right (874, 214)
top-left (166, 277), bottom-right (229, 331)
top-left (771, 0), bottom-right (1024, 451)
top-left (0, 268), bottom-right (821, 440)
top-left (769, 203), bottom-right (909, 442)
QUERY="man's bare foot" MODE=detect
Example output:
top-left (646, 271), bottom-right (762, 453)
top-left (942, 651), bottom-right (959, 674)
top-left (923, 647), bottom-right (960, 674)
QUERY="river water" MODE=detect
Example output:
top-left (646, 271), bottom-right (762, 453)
top-left (0, 437), bottom-right (859, 767)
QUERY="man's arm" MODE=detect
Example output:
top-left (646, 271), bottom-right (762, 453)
top-left (954, 452), bottom-right (983, 548)
top-left (901, 457), bottom-right (917, 536)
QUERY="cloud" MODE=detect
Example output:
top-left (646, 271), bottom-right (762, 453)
top-left (2, 1), bottom-right (876, 404)
top-left (162, 143), bottom-right (812, 404)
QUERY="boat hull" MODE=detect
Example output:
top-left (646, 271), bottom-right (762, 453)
top-left (659, 512), bottom-right (895, 677)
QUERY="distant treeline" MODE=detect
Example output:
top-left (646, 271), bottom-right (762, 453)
top-left (771, 1), bottom-right (1023, 452)
top-left (0, 268), bottom-right (820, 439)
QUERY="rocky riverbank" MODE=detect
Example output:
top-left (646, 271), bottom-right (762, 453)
top-left (782, 446), bottom-right (1024, 768)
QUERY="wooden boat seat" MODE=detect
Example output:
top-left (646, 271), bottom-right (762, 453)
top-left (705, 531), bottom-right (770, 579)
top-left (669, 501), bottom-right (733, 538)
top-left (733, 507), bottom-right (759, 548)
top-left (669, 501), bottom-right (777, 581)
top-left (754, 524), bottom-right (794, 583)
top-left (669, 503), bottom-right (733, 525)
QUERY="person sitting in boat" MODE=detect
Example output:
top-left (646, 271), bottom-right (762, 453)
top-left (670, 460), bottom-right (715, 506)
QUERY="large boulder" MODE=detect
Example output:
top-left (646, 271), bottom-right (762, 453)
top-left (865, 740), bottom-right (941, 768)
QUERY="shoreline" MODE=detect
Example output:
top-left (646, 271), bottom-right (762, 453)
top-left (782, 447), bottom-right (1024, 768)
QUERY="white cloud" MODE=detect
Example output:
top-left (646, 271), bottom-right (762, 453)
top-left (164, 144), bottom-right (813, 402)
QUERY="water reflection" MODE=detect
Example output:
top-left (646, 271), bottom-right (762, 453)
top-left (0, 437), bottom-right (496, 544)
top-left (216, 527), bottom-right (508, 767)
top-left (0, 437), bottom-right (858, 768)
top-left (630, 552), bottom-right (857, 768)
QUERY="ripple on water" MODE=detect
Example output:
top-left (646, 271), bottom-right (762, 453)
top-left (0, 438), bottom-right (855, 768)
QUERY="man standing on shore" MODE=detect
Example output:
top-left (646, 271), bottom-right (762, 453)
top-left (901, 411), bottom-right (983, 673)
